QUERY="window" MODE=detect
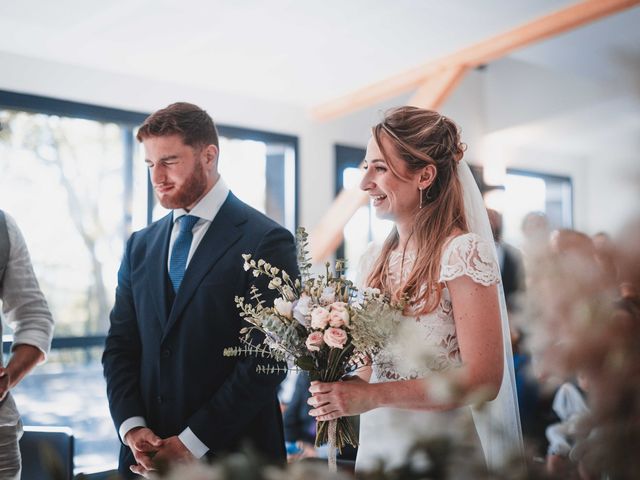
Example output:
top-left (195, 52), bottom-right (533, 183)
top-left (151, 125), bottom-right (298, 233)
top-left (499, 169), bottom-right (573, 247)
top-left (0, 91), bottom-right (297, 474)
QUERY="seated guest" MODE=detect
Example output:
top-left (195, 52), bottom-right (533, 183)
top-left (545, 373), bottom-right (590, 477)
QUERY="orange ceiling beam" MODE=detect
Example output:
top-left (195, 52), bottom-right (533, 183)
top-left (408, 64), bottom-right (469, 109)
top-left (312, 0), bottom-right (640, 121)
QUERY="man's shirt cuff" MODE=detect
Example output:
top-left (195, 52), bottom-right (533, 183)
top-left (179, 427), bottom-right (209, 458)
top-left (119, 416), bottom-right (146, 445)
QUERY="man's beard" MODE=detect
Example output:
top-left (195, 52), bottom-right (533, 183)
top-left (157, 162), bottom-right (208, 210)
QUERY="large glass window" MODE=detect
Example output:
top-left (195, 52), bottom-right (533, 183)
top-left (485, 169), bottom-right (573, 247)
top-left (151, 126), bottom-right (297, 233)
top-left (0, 91), bottom-right (297, 474)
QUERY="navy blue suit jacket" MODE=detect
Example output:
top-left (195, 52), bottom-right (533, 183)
top-left (102, 193), bottom-right (298, 477)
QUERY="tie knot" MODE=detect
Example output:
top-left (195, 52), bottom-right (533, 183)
top-left (179, 215), bottom-right (199, 233)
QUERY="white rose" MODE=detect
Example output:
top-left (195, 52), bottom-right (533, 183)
top-left (293, 295), bottom-right (312, 326)
top-left (273, 298), bottom-right (293, 319)
top-left (310, 307), bottom-right (331, 330)
top-left (329, 302), bottom-right (350, 327)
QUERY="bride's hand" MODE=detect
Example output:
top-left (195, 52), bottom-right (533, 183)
top-left (307, 376), bottom-right (375, 421)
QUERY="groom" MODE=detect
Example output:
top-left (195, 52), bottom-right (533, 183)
top-left (102, 102), bottom-right (298, 478)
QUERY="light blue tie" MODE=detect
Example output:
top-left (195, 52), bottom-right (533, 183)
top-left (169, 215), bottom-right (200, 292)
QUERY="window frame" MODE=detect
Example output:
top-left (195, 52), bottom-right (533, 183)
top-left (506, 167), bottom-right (574, 229)
top-left (334, 144), bottom-right (367, 259)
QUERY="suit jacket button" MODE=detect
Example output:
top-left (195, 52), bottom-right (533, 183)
top-left (157, 395), bottom-right (163, 404)
top-left (162, 348), bottom-right (171, 358)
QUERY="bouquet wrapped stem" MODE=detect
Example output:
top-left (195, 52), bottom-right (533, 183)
top-left (315, 416), bottom-right (358, 452)
top-left (311, 344), bottom-right (359, 453)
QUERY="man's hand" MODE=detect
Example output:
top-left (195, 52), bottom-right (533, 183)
top-left (0, 367), bottom-right (10, 402)
top-left (0, 345), bottom-right (44, 402)
top-left (153, 435), bottom-right (195, 466)
top-left (125, 427), bottom-right (163, 477)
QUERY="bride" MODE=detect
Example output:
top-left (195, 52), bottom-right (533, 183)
top-left (308, 107), bottom-right (523, 472)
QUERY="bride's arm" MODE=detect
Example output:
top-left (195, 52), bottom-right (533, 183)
top-left (308, 275), bottom-right (503, 419)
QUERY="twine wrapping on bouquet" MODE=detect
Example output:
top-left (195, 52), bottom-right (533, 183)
top-left (327, 419), bottom-right (337, 472)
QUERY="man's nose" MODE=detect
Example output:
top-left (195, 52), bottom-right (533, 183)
top-left (151, 165), bottom-right (166, 184)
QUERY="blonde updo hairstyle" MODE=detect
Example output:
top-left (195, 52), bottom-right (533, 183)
top-left (366, 106), bottom-right (468, 313)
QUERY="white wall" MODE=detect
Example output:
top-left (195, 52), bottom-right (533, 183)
top-left (481, 58), bottom-right (640, 235)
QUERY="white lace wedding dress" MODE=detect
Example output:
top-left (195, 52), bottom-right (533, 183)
top-left (355, 232), bottom-right (502, 471)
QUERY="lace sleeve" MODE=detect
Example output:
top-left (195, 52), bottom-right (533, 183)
top-left (438, 233), bottom-right (501, 286)
top-left (354, 242), bottom-right (382, 289)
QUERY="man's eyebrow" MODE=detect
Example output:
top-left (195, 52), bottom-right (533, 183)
top-left (146, 155), bottom-right (179, 163)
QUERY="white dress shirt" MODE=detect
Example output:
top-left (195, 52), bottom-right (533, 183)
top-left (119, 178), bottom-right (230, 458)
top-left (0, 212), bottom-right (54, 426)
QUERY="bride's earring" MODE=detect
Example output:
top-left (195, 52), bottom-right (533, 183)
top-left (419, 187), bottom-right (424, 209)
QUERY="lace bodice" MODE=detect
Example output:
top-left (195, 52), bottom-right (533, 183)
top-left (358, 233), bottom-right (501, 382)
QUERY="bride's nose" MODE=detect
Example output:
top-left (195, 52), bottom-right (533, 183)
top-left (360, 169), bottom-right (373, 192)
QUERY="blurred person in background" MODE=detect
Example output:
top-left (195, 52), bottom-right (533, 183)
top-left (0, 210), bottom-right (54, 479)
top-left (545, 371), bottom-right (590, 477)
top-left (521, 211), bottom-right (551, 255)
top-left (487, 208), bottom-right (525, 312)
top-left (591, 232), bottom-right (618, 284)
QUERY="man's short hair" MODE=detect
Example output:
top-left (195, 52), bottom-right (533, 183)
top-left (136, 102), bottom-right (219, 148)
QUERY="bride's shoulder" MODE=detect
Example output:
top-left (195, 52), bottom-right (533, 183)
top-left (442, 230), bottom-right (483, 254)
top-left (444, 230), bottom-right (492, 249)
top-left (439, 232), bottom-right (500, 285)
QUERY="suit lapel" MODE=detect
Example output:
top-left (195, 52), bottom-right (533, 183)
top-left (162, 194), bottom-right (246, 342)
top-left (146, 214), bottom-right (173, 329)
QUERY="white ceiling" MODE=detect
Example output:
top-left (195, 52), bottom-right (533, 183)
top-left (1, 0), bottom-right (639, 108)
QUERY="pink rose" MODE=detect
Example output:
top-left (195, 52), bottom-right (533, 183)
top-left (305, 331), bottom-right (325, 352)
top-left (323, 327), bottom-right (348, 349)
top-left (329, 302), bottom-right (350, 328)
top-left (310, 307), bottom-right (331, 330)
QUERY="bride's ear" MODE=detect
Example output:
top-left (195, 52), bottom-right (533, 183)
top-left (418, 164), bottom-right (437, 190)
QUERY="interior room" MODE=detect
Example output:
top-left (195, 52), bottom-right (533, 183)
top-left (1, 1), bottom-right (639, 478)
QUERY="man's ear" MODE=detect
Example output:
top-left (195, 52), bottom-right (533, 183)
top-left (204, 144), bottom-right (219, 169)
top-left (418, 164), bottom-right (437, 190)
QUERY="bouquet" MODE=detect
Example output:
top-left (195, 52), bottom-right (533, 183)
top-left (224, 228), bottom-right (401, 470)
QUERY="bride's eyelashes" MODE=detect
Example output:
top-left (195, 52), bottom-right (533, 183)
top-left (363, 164), bottom-right (387, 174)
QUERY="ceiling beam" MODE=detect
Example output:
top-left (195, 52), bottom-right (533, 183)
top-left (408, 64), bottom-right (469, 109)
top-left (312, 0), bottom-right (640, 121)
